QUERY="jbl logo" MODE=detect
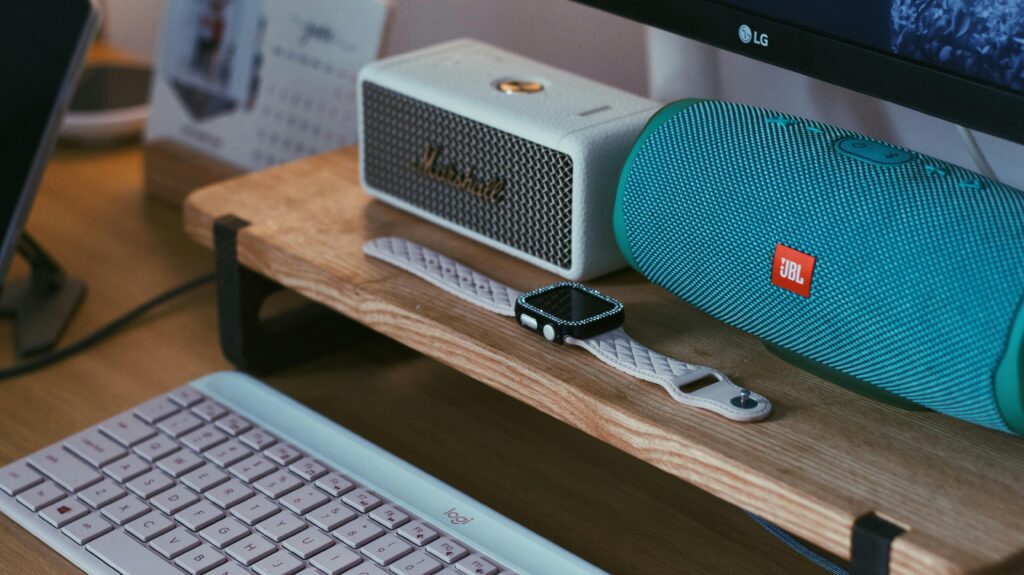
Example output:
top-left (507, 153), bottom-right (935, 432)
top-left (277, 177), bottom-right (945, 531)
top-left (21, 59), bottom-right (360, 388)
top-left (772, 244), bottom-right (815, 298)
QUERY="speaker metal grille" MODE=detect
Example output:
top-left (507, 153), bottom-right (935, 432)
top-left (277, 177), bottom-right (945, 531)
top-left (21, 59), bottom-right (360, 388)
top-left (362, 82), bottom-right (574, 269)
top-left (621, 100), bottom-right (1024, 432)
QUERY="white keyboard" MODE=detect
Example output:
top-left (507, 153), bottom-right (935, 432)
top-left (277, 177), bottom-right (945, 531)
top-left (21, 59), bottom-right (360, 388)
top-left (0, 372), bottom-right (603, 575)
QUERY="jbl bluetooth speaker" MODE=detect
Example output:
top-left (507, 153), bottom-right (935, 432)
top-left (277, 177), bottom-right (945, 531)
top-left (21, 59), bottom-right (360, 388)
top-left (614, 99), bottom-right (1024, 434)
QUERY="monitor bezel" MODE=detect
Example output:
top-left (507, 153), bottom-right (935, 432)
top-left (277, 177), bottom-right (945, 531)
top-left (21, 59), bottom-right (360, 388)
top-left (0, 0), bottom-right (100, 282)
top-left (575, 0), bottom-right (1024, 146)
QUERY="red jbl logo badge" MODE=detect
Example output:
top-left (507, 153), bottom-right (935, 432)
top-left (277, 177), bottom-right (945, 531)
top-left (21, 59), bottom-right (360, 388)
top-left (772, 244), bottom-right (815, 298)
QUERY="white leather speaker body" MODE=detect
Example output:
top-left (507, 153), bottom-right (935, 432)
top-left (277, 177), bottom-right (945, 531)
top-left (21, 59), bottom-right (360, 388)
top-left (357, 38), bottom-right (659, 280)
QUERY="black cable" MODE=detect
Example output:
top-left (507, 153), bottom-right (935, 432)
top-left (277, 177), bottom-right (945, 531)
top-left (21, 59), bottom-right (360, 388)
top-left (0, 273), bottom-right (216, 380)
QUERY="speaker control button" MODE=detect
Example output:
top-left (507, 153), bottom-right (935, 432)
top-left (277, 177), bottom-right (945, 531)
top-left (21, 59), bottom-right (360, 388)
top-left (924, 164), bottom-right (948, 177)
top-left (835, 137), bottom-right (912, 166)
top-left (958, 178), bottom-right (985, 190)
top-left (542, 325), bottom-right (557, 341)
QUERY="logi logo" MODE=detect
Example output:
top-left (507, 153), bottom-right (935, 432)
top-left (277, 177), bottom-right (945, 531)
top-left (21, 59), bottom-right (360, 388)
top-left (771, 244), bottom-right (815, 298)
top-left (443, 508), bottom-right (474, 525)
top-left (739, 24), bottom-right (769, 47)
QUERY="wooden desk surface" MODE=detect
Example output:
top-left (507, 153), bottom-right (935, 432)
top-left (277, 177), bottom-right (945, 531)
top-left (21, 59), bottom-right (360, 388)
top-left (0, 143), bottom-right (823, 574)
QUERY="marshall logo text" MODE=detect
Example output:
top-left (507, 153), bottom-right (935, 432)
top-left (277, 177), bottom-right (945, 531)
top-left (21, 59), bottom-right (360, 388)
top-left (411, 145), bottom-right (506, 204)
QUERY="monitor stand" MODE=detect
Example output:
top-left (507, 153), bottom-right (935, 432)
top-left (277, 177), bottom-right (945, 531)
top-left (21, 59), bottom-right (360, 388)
top-left (0, 234), bottom-right (85, 357)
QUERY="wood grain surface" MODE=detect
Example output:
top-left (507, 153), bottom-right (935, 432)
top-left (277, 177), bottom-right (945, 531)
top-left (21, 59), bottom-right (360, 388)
top-left (0, 123), bottom-right (825, 574)
top-left (185, 146), bottom-right (1024, 575)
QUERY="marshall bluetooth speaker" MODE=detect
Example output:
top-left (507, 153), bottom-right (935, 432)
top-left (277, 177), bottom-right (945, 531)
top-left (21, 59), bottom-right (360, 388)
top-left (358, 39), bottom-right (659, 280)
top-left (614, 99), bottom-right (1024, 434)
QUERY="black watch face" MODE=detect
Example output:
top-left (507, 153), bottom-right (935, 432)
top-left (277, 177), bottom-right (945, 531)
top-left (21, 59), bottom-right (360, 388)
top-left (523, 284), bottom-right (616, 323)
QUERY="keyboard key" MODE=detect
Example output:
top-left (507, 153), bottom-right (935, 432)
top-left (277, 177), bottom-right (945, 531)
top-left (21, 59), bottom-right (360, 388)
top-left (127, 469), bottom-right (174, 498)
top-left (290, 458), bottom-right (328, 481)
top-left (208, 440), bottom-right (252, 468)
top-left (316, 472), bottom-right (355, 497)
top-left (0, 460), bottom-right (43, 495)
top-left (230, 454), bottom-right (275, 483)
top-left (231, 494), bottom-right (281, 526)
top-left (370, 505), bottom-right (410, 530)
top-left (240, 429), bottom-right (276, 451)
top-left (426, 539), bottom-right (468, 564)
top-left (64, 428), bottom-right (127, 467)
top-left (282, 485), bottom-right (329, 515)
top-left (126, 510), bottom-right (175, 542)
top-left (62, 512), bottom-right (113, 545)
top-left (158, 411), bottom-right (205, 438)
top-left (153, 484), bottom-right (201, 514)
top-left (152, 527), bottom-right (202, 559)
top-left (227, 533), bottom-right (276, 565)
top-left (207, 478), bottom-right (255, 509)
top-left (79, 478), bottom-right (126, 508)
top-left (255, 470), bottom-right (303, 499)
top-left (103, 454), bottom-right (151, 483)
top-left (100, 413), bottom-right (157, 447)
top-left (343, 564), bottom-right (387, 575)
top-left (182, 465), bottom-right (230, 493)
top-left (135, 397), bottom-right (180, 424)
top-left (177, 500), bottom-right (226, 531)
top-left (343, 488), bottom-right (382, 513)
top-left (86, 530), bottom-right (182, 575)
top-left (193, 400), bottom-right (229, 422)
top-left (363, 533), bottom-right (414, 566)
top-left (209, 563), bottom-right (251, 575)
top-left (17, 480), bottom-right (66, 511)
top-left (311, 545), bottom-right (363, 575)
top-left (175, 543), bottom-right (227, 574)
top-left (265, 443), bottom-right (302, 466)
top-left (182, 426), bottom-right (229, 453)
top-left (216, 414), bottom-right (252, 436)
top-left (28, 445), bottom-right (102, 492)
top-left (390, 550), bottom-right (443, 575)
top-left (308, 500), bottom-right (357, 531)
top-left (253, 549), bottom-right (304, 575)
top-left (257, 511), bottom-right (307, 542)
top-left (283, 527), bottom-right (334, 559)
top-left (454, 555), bottom-right (498, 575)
top-left (40, 497), bottom-right (89, 527)
top-left (397, 522), bottom-right (439, 547)
top-left (168, 387), bottom-right (205, 408)
top-left (134, 433), bottom-right (181, 462)
top-left (335, 517), bottom-right (385, 549)
top-left (201, 517), bottom-right (251, 548)
top-left (101, 494), bottom-right (149, 525)
top-left (158, 449), bottom-right (206, 477)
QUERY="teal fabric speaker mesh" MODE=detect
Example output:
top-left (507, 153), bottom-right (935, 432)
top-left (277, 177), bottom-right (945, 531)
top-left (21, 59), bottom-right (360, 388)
top-left (616, 99), bottom-right (1024, 433)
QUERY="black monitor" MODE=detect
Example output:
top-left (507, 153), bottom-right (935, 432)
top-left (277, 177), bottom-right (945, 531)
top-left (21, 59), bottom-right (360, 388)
top-left (0, 1), bottom-right (99, 355)
top-left (575, 0), bottom-right (1024, 146)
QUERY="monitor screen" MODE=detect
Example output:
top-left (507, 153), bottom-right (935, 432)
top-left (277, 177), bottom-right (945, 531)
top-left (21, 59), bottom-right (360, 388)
top-left (576, 0), bottom-right (1024, 145)
top-left (0, 1), bottom-right (97, 279)
top-left (723, 0), bottom-right (1024, 97)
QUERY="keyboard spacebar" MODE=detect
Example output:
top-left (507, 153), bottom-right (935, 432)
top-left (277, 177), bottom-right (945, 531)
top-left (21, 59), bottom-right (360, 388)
top-left (86, 531), bottom-right (182, 575)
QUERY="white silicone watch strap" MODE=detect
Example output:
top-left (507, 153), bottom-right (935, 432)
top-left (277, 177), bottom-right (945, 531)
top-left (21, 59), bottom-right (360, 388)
top-left (567, 328), bottom-right (771, 422)
top-left (363, 236), bottom-right (521, 316)
top-left (363, 237), bottom-right (771, 422)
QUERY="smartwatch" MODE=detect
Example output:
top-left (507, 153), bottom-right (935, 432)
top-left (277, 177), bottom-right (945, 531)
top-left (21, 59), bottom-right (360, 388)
top-left (363, 237), bottom-right (771, 423)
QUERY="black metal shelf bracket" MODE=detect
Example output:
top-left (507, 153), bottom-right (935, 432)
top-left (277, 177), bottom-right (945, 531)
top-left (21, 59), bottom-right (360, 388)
top-left (213, 215), bottom-right (371, 375)
top-left (851, 513), bottom-right (905, 575)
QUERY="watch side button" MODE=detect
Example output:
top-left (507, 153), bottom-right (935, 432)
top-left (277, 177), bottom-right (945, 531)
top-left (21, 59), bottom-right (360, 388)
top-left (542, 324), bottom-right (557, 341)
top-left (519, 314), bottom-right (538, 330)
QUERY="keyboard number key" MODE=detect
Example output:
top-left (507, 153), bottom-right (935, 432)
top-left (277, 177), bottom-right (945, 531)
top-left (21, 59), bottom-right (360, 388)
top-left (334, 517), bottom-right (385, 549)
top-left (390, 550), bottom-right (443, 575)
top-left (229, 454), bottom-right (275, 483)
